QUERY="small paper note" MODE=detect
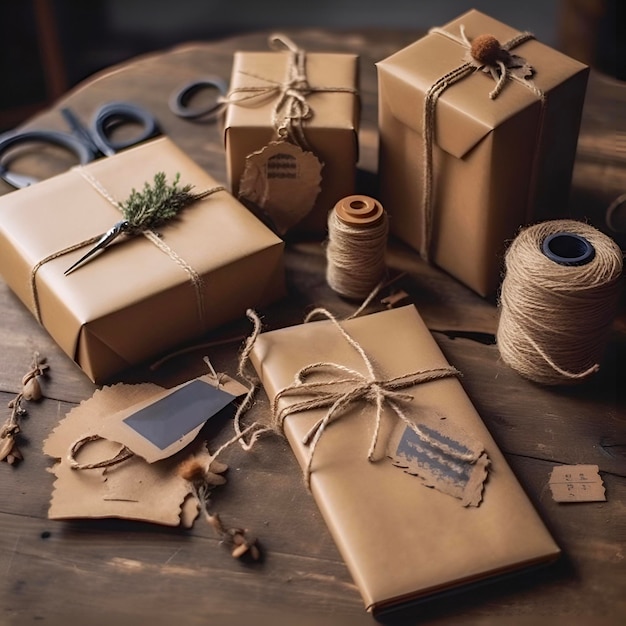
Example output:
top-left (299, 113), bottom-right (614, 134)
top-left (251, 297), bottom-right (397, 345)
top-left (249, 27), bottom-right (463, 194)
top-left (238, 140), bottom-right (322, 234)
top-left (549, 464), bottom-right (606, 502)
top-left (381, 290), bottom-right (410, 308)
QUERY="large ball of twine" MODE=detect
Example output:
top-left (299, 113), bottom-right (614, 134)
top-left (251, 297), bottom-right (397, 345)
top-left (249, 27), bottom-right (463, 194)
top-left (496, 219), bottom-right (623, 385)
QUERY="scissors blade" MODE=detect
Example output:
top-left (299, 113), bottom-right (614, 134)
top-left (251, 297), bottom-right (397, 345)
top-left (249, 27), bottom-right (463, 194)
top-left (64, 220), bottom-right (129, 276)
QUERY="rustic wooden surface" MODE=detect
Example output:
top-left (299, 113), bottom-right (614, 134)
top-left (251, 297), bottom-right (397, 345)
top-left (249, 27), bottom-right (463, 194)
top-left (0, 29), bottom-right (625, 626)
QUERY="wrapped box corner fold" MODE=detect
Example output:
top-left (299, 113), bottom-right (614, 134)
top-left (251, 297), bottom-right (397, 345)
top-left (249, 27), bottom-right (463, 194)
top-left (249, 305), bottom-right (560, 614)
top-left (0, 136), bottom-right (286, 383)
top-left (377, 9), bottom-right (589, 296)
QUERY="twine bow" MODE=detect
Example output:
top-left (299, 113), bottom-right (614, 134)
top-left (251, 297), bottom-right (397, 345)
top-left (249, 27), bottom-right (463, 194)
top-left (266, 307), bottom-right (461, 489)
top-left (222, 33), bottom-right (359, 150)
top-left (268, 34), bottom-right (313, 147)
top-left (420, 25), bottom-right (546, 263)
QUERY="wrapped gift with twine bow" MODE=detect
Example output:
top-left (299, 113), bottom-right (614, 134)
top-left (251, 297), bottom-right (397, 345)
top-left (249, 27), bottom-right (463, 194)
top-left (377, 9), bottom-right (589, 296)
top-left (246, 304), bottom-right (560, 615)
top-left (223, 34), bottom-right (361, 237)
top-left (0, 137), bottom-right (285, 383)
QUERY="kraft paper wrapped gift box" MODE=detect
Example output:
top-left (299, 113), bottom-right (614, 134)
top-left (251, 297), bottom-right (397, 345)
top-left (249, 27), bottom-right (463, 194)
top-left (249, 305), bottom-right (560, 616)
top-left (377, 9), bottom-right (589, 296)
top-left (0, 137), bottom-right (285, 383)
top-left (224, 38), bottom-right (360, 236)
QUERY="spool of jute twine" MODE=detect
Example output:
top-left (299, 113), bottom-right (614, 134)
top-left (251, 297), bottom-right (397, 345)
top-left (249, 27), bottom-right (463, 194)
top-left (496, 219), bottom-right (624, 385)
top-left (325, 195), bottom-right (389, 299)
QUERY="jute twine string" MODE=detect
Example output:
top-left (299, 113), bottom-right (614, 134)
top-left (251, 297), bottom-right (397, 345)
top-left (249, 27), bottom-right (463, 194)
top-left (496, 219), bottom-right (624, 385)
top-left (67, 434), bottom-right (135, 470)
top-left (220, 33), bottom-right (359, 149)
top-left (606, 192), bottom-right (626, 233)
top-left (421, 25), bottom-right (544, 262)
top-left (325, 208), bottom-right (389, 300)
top-left (29, 166), bottom-right (224, 328)
top-left (234, 307), bottom-right (461, 489)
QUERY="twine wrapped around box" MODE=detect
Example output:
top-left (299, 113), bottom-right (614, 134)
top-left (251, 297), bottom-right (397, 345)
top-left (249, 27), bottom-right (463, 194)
top-left (224, 36), bottom-right (360, 235)
top-left (236, 307), bottom-right (483, 490)
top-left (420, 24), bottom-right (545, 262)
top-left (0, 136), bottom-right (286, 383)
top-left (222, 34), bottom-right (359, 150)
top-left (377, 9), bottom-right (589, 296)
top-left (29, 166), bottom-right (224, 328)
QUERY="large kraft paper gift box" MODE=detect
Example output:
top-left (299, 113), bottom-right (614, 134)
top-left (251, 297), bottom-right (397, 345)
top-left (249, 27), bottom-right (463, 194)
top-left (249, 305), bottom-right (560, 616)
top-left (224, 37), bottom-right (360, 236)
top-left (0, 137), bottom-right (285, 383)
top-left (377, 9), bottom-right (589, 296)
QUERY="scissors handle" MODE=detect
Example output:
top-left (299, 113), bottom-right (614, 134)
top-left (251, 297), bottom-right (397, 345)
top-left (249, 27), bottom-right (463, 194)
top-left (169, 76), bottom-right (228, 120)
top-left (91, 101), bottom-right (160, 156)
top-left (0, 129), bottom-right (95, 188)
top-left (0, 102), bottom-right (160, 190)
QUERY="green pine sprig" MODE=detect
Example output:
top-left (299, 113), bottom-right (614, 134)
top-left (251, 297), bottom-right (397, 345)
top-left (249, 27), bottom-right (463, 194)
top-left (119, 172), bottom-right (215, 234)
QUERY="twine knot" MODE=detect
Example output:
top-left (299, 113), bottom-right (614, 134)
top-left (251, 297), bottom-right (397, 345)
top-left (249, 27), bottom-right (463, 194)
top-left (269, 33), bottom-right (314, 146)
top-left (285, 71), bottom-right (310, 95)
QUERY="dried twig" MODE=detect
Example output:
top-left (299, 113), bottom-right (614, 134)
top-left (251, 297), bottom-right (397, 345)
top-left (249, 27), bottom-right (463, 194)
top-left (1, 352), bottom-right (49, 466)
top-left (178, 455), bottom-right (261, 561)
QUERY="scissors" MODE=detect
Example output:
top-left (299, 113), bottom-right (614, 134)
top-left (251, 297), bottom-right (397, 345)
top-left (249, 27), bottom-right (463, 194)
top-left (0, 101), bottom-right (160, 189)
top-left (168, 76), bottom-right (228, 120)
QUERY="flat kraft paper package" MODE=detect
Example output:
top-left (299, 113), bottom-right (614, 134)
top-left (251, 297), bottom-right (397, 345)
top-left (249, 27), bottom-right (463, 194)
top-left (249, 305), bottom-right (560, 615)
top-left (0, 137), bottom-right (285, 383)
top-left (377, 9), bottom-right (589, 296)
top-left (224, 43), bottom-right (360, 236)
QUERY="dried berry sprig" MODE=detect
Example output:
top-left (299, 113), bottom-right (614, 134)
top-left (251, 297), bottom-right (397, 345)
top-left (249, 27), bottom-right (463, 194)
top-left (1, 352), bottom-right (49, 465)
top-left (177, 455), bottom-right (261, 561)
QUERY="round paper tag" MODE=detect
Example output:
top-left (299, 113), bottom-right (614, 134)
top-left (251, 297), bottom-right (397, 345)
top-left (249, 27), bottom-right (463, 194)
top-left (238, 140), bottom-right (323, 235)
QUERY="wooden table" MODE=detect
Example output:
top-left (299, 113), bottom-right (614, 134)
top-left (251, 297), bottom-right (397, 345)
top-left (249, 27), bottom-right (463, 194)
top-left (1, 29), bottom-right (624, 626)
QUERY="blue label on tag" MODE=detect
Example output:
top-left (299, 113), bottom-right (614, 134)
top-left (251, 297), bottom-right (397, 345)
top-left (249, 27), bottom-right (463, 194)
top-left (123, 379), bottom-right (235, 450)
top-left (395, 424), bottom-right (473, 487)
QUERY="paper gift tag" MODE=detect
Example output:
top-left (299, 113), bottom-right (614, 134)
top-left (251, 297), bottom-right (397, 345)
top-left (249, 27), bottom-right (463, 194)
top-left (387, 416), bottom-right (490, 507)
top-left (238, 140), bottom-right (323, 235)
top-left (98, 374), bottom-right (248, 463)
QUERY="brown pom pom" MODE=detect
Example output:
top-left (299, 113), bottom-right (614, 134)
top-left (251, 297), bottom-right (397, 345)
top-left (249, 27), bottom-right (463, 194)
top-left (177, 458), bottom-right (207, 483)
top-left (470, 34), bottom-right (503, 65)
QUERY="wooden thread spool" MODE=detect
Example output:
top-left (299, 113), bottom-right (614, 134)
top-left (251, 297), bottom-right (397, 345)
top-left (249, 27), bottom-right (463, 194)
top-left (325, 195), bottom-right (388, 299)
